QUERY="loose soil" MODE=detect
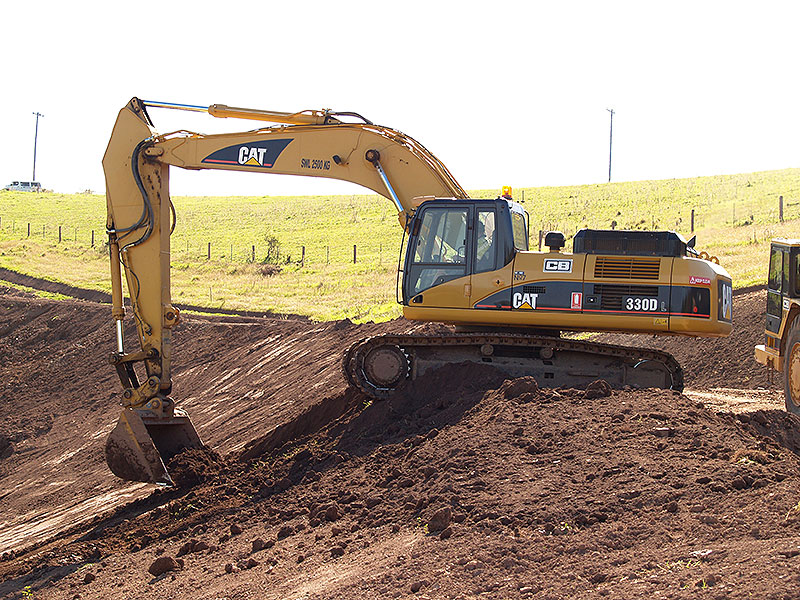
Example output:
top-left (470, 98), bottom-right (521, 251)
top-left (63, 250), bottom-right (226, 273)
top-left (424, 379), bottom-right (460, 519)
top-left (1, 281), bottom-right (799, 600)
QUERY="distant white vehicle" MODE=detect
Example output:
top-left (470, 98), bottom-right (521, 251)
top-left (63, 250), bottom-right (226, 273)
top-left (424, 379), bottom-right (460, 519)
top-left (2, 181), bottom-right (42, 192)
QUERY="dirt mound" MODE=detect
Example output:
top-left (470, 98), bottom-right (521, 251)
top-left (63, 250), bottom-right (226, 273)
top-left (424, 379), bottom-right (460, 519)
top-left (4, 361), bottom-right (800, 598)
top-left (0, 290), bottom-right (406, 558)
top-left (738, 409), bottom-right (800, 456)
top-left (241, 389), bottom-right (365, 462)
top-left (1, 285), bottom-right (799, 599)
top-left (166, 448), bottom-right (225, 489)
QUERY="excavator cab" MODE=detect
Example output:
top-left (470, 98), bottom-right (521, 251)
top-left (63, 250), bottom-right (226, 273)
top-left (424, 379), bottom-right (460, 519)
top-left (401, 198), bottom-right (526, 306)
top-left (764, 242), bottom-right (800, 335)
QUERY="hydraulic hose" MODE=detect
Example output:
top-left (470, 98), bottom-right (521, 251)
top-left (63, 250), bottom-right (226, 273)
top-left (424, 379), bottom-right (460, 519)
top-left (107, 139), bottom-right (154, 241)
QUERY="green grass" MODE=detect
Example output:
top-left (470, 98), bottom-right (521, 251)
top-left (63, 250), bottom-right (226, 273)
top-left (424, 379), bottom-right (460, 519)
top-left (0, 278), bottom-right (73, 301)
top-left (1, 167), bottom-right (798, 321)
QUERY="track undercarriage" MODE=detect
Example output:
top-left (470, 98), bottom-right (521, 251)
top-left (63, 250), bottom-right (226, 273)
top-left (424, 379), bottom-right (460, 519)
top-left (343, 333), bottom-right (683, 400)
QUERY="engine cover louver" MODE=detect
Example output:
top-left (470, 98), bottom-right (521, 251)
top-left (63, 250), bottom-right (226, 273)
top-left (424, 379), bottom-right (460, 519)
top-left (594, 256), bottom-right (661, 280)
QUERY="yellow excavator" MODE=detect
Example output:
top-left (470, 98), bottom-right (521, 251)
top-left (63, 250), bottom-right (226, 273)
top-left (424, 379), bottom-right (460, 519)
top-left (104, 98), bottom-right (733, 485)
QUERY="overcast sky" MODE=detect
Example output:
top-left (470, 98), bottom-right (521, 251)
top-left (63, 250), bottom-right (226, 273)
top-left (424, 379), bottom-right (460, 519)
top-left (1, 1), bottom-right (798, 197)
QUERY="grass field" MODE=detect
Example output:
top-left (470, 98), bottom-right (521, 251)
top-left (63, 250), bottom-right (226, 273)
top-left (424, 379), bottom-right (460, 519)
top-left (1, 167), bottom-right (798, 321)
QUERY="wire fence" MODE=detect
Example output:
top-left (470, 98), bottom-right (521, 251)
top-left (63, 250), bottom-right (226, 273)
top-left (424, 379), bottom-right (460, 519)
top-left (179, 239), bottom-right (395, 266)
top-left (0, 193), bottom-right (794, 263)
top-left (0, 217), bottom-right (398, 267)
top-left (530, 195), bottom-right (797, 249)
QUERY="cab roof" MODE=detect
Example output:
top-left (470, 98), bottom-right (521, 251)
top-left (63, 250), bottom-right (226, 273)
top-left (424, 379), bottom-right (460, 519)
top-left (771, 238), bottom-right (800, 248)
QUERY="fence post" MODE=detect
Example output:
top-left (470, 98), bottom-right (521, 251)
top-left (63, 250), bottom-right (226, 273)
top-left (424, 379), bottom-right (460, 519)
top-left (251, 245), bottom-right (255, 262)
top-left (207, 242), bottom-right (211, 260)
top-left (91, 230), bottom-right (95, 247)
top-left (58, 226), bottom-right (62, 243)
top-left (379, 243), bottom-right (382, 264)
top-left (691, 209), bottom-right (695, 233)
top-left (27, 223), bottom-right (30, 237)
top-left (42, 225), bottom-right (46, 238)
top-left (326, 246), bottom-right (330, 264)
top-left (301, 246), bottom-right (305, 267)
top-left (230, 244), bottom-right (233, 261)
top-left (353, 244), bottom-right (357, 264)
top-left (780, 195), bottom-right (784, 223)
top-left (538, 230), bottom-right (543, 251)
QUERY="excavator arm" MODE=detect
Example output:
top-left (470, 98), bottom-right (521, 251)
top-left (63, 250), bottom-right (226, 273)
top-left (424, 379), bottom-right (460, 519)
top-left (103, 98), bottom-right (467, 484)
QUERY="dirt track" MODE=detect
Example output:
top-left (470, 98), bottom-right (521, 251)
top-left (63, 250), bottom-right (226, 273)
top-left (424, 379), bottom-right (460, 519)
top-left (2, 282), bottom-right (800, 599)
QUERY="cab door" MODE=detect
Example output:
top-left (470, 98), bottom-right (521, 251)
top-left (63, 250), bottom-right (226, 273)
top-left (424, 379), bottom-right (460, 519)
top-left (469, 206), bottom-right (515, 309)
top-left (403, 205), bottom-right (472, 308)
top-left (767, 245), bottom-right (787, 334)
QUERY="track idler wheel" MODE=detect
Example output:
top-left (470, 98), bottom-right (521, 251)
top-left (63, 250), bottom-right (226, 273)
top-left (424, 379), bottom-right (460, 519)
top-left (348, 341), bottom-right (409, 400)
top-left (364, 344), bottom-right (408, 388)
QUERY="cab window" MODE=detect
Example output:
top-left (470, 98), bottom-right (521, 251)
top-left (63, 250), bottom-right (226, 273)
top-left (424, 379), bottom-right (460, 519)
top-left (767, 247), bottom-right (784, 319)
top-left (474, 209), bottom-right (497, 273)
top-left (768, 248), bottom-right (782, 291)
top-left (783, 249), bottom-right (791, 295)
top-left (413, 208), bottom-right (467, 264)
top-left (511, 211), bottom-right (528, 251)
top-left (408, 207), bottom-right (468, 296)
top-left (796, 253), bottom-right (800, 296)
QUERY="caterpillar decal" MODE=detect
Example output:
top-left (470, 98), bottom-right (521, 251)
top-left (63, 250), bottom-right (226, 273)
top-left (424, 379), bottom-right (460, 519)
top-left (512, 292), bottom-right (538, 310)
top-left (201, 139), bottom-right (293, 168)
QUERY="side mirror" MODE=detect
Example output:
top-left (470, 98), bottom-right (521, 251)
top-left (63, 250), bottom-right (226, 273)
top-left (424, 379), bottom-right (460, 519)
top-left (687, 235), bottom-right (696, 249)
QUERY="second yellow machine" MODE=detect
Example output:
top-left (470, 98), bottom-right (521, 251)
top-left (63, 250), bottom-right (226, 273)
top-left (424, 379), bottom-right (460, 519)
top-left (754, 239), bottom-right (800, 414)
top-left (104, 98), bottom-right (733, 484)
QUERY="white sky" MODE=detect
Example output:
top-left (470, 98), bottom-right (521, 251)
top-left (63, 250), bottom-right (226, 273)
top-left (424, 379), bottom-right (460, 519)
top-left (1, 1), bottom-right (798, 197)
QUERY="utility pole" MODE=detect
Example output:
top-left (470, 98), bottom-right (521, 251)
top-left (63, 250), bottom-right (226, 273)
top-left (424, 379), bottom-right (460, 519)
top-left (606, 108), bottom-right (614, 183)
top-left (32, 111), bottom-right (44, 182)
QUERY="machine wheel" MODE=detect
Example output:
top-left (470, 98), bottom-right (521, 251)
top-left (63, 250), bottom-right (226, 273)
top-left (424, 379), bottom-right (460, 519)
top-left (362, 344), bottom-right (408, 390)
top-left (784, 320), bottom-right (800, 415)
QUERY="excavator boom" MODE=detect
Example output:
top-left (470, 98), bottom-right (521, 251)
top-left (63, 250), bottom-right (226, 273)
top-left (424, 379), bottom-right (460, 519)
top-left (103, 98), bottom-right (468, 484)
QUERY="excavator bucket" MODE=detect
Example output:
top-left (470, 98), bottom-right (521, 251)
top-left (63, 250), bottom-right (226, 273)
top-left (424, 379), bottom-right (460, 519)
top-left (104, 408), bottom-right (203, 485)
